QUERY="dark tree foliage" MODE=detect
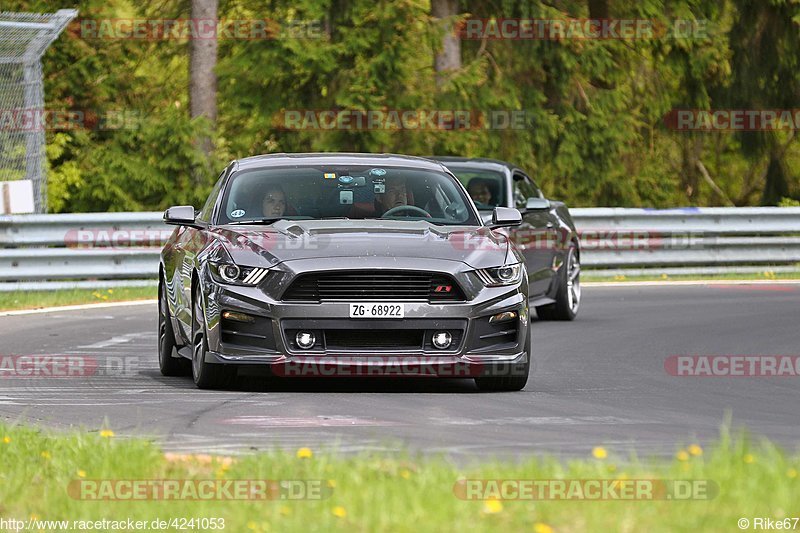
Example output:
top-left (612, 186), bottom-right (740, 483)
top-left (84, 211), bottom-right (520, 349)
top-left (4, 0), bottom-right (799, 211)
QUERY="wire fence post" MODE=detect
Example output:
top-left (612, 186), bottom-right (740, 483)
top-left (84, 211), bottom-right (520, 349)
top-left (0, 9), bottom-right (77, 213)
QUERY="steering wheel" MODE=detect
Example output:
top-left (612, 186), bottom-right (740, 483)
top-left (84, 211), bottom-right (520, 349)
top-left (381, 205), bottom-right (431, 218)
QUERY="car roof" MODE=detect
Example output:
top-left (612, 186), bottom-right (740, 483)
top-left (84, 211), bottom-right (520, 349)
top-left (430, 156), bottom-right (523, 175)
top-left (233, 152), bottom-right (448, 172)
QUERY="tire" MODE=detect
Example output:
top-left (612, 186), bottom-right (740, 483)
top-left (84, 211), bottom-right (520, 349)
top-left (536, 244), bottom-right (580, 321)
top-left (474, 325), bottom-right (531, 391)
top-left (191, 284), bottom-right (236, 389)
top-left (158, 280), bottom-right (190, 376)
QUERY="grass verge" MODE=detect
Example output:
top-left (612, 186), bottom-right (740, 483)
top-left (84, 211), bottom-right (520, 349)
top-left (0, 424), bottom-right (797, 532)
top-left (583, 270), bottom-right (800, 283)
top-left (0, 287), bottom-right (156, 312)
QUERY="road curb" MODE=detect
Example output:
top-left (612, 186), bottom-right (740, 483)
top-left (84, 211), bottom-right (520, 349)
top-left (0, 299), bottom-right (157, 317)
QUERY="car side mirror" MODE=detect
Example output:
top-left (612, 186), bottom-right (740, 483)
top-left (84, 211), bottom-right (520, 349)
top-left (489, 207), bottom-right (522, 229)
top-left (164, 205), bottom-right (197, 226)
top-left (525, 197), bottom-right (551, 211)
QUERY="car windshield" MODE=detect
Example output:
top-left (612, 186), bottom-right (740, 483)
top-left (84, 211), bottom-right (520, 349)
top-left (216, 165), bottom-right (480, 226)
top-left (446, 167), bottom-right (506, 210)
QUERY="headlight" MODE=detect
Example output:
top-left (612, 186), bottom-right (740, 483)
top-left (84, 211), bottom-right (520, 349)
top-left (476, 263), bottom-right (523, 287)
top-left (209, 262), bottom-right (270, 286)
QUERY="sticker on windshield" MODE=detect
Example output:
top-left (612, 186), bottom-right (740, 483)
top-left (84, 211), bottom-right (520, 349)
top-left (230, 209), bottom-right (245, 218)
top-left (370, 168), bottom-right (386, 176)
top-left (324, 172), bottom-right (336, 179)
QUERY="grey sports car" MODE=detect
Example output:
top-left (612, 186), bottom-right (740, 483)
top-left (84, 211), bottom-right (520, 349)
top-left (159, 153), bottom-right (531, 390)
top-left (435, 157), bottom-right (581, 321)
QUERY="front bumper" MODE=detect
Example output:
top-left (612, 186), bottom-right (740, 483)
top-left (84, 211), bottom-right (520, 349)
top-left (194, 264), bottom-right (530, 378)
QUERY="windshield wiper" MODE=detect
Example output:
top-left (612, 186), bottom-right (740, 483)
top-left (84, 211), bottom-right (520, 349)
top-left (225, 217), bottom-right (285, 225)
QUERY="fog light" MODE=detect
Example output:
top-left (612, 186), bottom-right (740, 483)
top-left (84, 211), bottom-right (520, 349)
top-left (489, 311), bottom-right (518, 324)
top-left (295, 331), bottom-right (316, 349)
top-left (222, 311), bottom-right (255, 323)
top-left (432, 331), bottom-right (453, 350)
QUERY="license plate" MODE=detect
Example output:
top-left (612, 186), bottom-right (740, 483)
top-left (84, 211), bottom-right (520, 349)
top-left (349, 302), bottom-right (405, 318)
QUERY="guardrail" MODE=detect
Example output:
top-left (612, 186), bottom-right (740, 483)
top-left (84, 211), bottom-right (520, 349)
top-left (1, 207), bottom-right (799, 290)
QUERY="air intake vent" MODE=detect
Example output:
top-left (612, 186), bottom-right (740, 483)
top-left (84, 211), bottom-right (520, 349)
top-left (281, 271), bottom-right (465, 302)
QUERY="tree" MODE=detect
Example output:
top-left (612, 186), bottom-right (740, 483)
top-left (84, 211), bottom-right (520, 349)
top-left (190, 0), bottom-right (218, 169)
top-left (431, 0), bottom-right (461, 87)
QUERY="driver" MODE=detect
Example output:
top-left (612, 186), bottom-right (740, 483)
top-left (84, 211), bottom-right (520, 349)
top-left (467, 180), bottom-right (492, 206)
top-left (375, 176), bottom-right (410, 215)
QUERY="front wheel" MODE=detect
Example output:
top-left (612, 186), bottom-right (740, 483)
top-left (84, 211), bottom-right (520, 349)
top-left (191, 285), bottom-right (236, 389)
top-left (159, 280), bottom-right (190, 376)
top-left (536, 244), bottom-right (580, 321)
top-left (474, 326), bottom-right (531, 391)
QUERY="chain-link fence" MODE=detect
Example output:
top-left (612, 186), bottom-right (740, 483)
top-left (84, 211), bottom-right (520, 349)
top-left (0, 9), bottom-right (77, 213)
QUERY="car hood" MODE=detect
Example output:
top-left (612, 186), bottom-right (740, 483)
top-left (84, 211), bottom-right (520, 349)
top-left (212, 220), bottom-right (513, 270)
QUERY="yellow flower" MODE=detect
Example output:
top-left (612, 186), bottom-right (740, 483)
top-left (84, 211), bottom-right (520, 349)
top-left (399, 468), bottom-right (411, 479)
top-left (99, 429), bottom-right (115, 438)
top-left (247, 521), bottom-right (257, 530)
top-left (327, 479), bottom-right (336, 488)
top-left (613, 275), bottom-right (626, 281)
top-left (30, 514), bottom-right (38, 521)
top-left (592, 447), bottom-right (608, 459)
top-left (688, 444), bottom-right (703, 456)
top-left (107, 289), bottom-right (113, 294)
top-left (332, 506), bottom-right (347, 519)
top-left (296, 447), bottom-right (313, 459)
top-left (787, 468), bottom-right (797, 479)
top-left (77, 470), bottom-right (86, 478)
top-left (482, 498), bottom-right (503, 514)
top-left (676, 450), bottom-right (690, 461)
top-left (743, 454), bottom-right (755, 464)
top-left (2, 436), bottom-right (10, 444)
top-left (40, 451), bottom-right (51, 460)
top-left (661, 274), bottom-right (668, 280)
top-left (279, 505), bottom-right (291, 516)
top-left (534, 524), bottom-right (554, 533)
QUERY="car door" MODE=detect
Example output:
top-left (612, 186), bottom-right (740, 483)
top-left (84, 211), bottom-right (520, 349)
top-left (510, 171), bottom-right (559, 298)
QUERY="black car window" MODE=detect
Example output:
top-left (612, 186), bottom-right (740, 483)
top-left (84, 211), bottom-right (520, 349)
top-left (446, 167), bottom-right (506, 210)
top-left (513, 171), bottom-right (543, 208)
top-left (197, 171), bottom-right (226, 222)
top-left (215, 165), bottom-right (480, 226)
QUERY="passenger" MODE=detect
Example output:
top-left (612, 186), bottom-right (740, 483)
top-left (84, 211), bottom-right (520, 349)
top-left (262, 185), bottom-right (287, 217)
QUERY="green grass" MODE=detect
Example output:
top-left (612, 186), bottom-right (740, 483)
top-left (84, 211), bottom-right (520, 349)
top-left (0, 286), bottom-right (156, 311)
top-left (583, 270), bottom-right (800, 283)
top-left (0, 424), bottom-right (797, 532)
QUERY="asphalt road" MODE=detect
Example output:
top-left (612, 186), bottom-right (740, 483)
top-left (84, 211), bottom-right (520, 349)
top-left (1, 283), bottom-right (798, 460)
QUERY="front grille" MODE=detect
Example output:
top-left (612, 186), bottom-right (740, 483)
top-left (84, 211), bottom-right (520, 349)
top-left (281, 270), bottom-right (465, 302)
top-left (325, 329), bottom-right (424, 350)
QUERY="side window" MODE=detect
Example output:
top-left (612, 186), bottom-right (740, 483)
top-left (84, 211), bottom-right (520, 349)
top-left (197, 171), bottom-right (227, 222)
top-left (513, 172), bottom-right (542, 208)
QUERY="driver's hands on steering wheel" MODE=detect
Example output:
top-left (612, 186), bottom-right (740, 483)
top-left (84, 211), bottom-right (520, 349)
top-left (380, 205), bottom-right (432, 218)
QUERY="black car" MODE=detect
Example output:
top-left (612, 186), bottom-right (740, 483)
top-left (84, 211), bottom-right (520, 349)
top-left (435, 157), bottom-right (581, 321)
top-left (159, 153), bottom-right (531, 390)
